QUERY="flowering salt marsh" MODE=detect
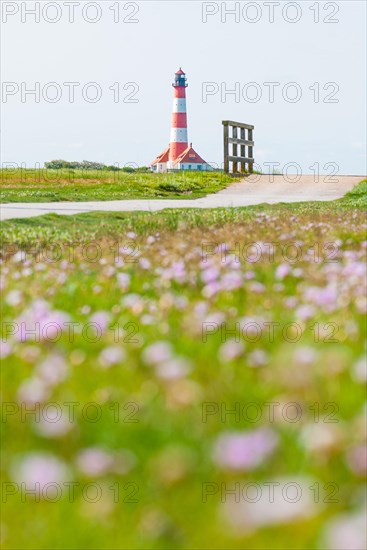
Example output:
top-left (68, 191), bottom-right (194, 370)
top-left (1, 184), bottom-right (366, 549)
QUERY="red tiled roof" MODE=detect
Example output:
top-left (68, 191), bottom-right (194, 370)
top-left (176, 68), bottom-right (185, 75)
top-left (151, 146), bottom-right (170, 165)
top-left (173, 145), bottom-right (207, 165)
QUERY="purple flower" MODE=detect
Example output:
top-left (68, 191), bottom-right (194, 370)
top-left (201, 267), bottom-right (219, 284)
top-left (275, 264), bottom-right (291, 280)
top-left (89, 311), bottom-right (110, 333)
top-left (99, 346), bottom-right (125, 368)
top-left (213, 428), bottom-right (278, 470)
top-left (76, 448), bottom-right (115, 477)
top-left (142, 341), bottom-right (173, 366)
top-left (11, 453), bottom-right (70, 492)
top-left (218, 340), bottom-right (244, 362)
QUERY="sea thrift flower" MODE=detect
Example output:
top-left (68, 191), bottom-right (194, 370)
top-left (275, 264), bottom-right (291, 280)
top-left (155, 357), bottom-right (191, 380)
top-left (99, 346), bottom-right (125, 368)
top-left (222, 477), bottom-right (317, 530)
top-left (346, 444), bottom-right (367, 476)
top-left (213, 428), bottom-right (278, 471)
top-left (15, 299), bottom-right (70, 342)
top-left (76, 448), bottom-right (115, 477)
top-left (141, 341), bottom-right (173, 366)
top-left (36, 354), bottom-right (69, 386)
top-left (352, 356), bottom-right (367, 383)
top-left (11, 453), bottom-right (70, 491)
top-left (218, 340), bottom-right (244, 362)
top-left (323, 510), bottom-right (367, 550)
top-left (295, 304), bottom-right (316, 321)
top-left (33, 409), bottom-right (73, 438)
top-left (89, 311), bottom-right (110, 333)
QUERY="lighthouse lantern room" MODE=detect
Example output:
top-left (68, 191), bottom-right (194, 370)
top-left (151, 69), bottom-right (213, 173)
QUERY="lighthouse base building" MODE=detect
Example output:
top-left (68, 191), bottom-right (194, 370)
top-left (151, 69), bottom-right (213, 173)
top-left (151, 143), bottom-right (212, 173)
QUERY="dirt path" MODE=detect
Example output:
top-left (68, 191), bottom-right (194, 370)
top-left (1, 175), bottom-right (363, 221)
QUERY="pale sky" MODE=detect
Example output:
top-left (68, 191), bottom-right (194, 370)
top-left (1, 0), bottom-right (366, 174)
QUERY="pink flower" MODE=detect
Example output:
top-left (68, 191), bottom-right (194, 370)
top-left (141, 341), bottom-right (173, 366)
top-left (99, 346), bottom-right (125, 368)
top-left (33, 409), bottom-right (73, 438)
top-left (36, 354), bottom-right (69, 386)
top-left (201, 267), bottom-right (219, 284)
top-left (324, 510), bottom-right (367, 550)
top-left (275, 264), bottom-right (291, 280)
top-left (11, 453), bottom-right (70, 491)
top-left (15, 299), bottom-right (70, 342)
top-left (213, 428), bottom-right (278, 471)
top-left (346, 445), bottom-right (367, 476)
top-left (89, 311), bottom-right (110, 333)
top-left (155, 357), bottom-right (191, 380)
top-left (218, 341), bottom-right (244, 362)
top-left (296, 304), bottom-right (316, 321)
top-left (221, 271), bottom-right (243, 291)
top-left (76, 448), bottom-right (115, 477)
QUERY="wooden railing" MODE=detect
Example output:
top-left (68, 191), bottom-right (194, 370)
top-left (222, 120), bottom-right (254, 175)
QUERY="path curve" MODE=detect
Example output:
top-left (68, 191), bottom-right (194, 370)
top-left (1, 175), bottom-right (363, 221)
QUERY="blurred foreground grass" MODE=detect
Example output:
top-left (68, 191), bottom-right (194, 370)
top-left (0, 181), bottom-right (366, 549)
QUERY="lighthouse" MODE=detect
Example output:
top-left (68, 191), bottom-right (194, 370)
top-left (151, 68), bottom-right (212, 173)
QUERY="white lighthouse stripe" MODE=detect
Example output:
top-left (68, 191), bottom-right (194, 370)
top-left (172, 98), bottom-right (187, 113)
top-left (170, 128), bottom-right (188, 143)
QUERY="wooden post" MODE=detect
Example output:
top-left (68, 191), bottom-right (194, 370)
top-left (232, 126), bottom-right (238, 175)
top-left (248, 128), bottom-right (253, 174)
top-left (223, 122), bottom-right (229, 174)
top-left (240, 128), bottom-right (246, 174)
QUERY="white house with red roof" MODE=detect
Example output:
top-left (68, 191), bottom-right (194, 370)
top-left (151, 69), bottom-right (213, 173)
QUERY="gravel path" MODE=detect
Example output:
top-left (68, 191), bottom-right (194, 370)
top-left (1, 175), bottom-right (363, 221)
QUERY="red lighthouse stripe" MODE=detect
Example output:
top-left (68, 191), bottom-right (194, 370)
top-left (174, 87), bottom-right (186, 99)
top-left (171, 113), bottom-right (187, 128)
top-left (170, 142), bottom-right (188, 160)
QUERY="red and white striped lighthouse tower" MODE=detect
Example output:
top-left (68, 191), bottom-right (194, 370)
top-left (168, 68), bottom-right (188, 168)
top-left (150, 68), bottom-right (212, 172)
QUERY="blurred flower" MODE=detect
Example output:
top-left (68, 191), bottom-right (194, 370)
top-left (275, 264), bottom-right (291, 280)
top-left (33, 408), bottom-right (73, 438)
top-left (346, 444), bottom-right (367, 477)
top-left (36, 354), bottom-right (69, 386)
top-left (11, 453), bottom-right (70, 492)
top-left (293, 346), bottom-right (318, 366)
top-left (222, 476), bottom-right (318, 532)
top-left (352, 356), bottom-right (367, 383)
top-left (213, 428), bottom-right (278, 471)
top-left (155, 357), bottom-right (191, 380)
top-left (323, 509), bottom-right (367, 550)
top-left (218, 340), bottom-right (244, 362)
top-left (247, 349), bottom-right (269, 367)
top-left (141, 341), bottom-right (173, 366)
top-left (17, 377), bottom-right (50, 404)
top-left (98, 346), bottom-right (125, 368)
top-left (300, 424), bottom-right (342, 454)
top-left (295, 304), bottom-right (316, 321)
top-left (89, 311), bottom-right (110, 333)
top-left (76, 448), bottom-right (115, 477)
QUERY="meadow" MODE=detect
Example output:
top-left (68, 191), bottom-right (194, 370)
top-left (0, 169), bottom-right (237, 202)
top-left (0, 181), bottom-right (366, 549)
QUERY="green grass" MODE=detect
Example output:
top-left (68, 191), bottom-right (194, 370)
top-left (1, 180), bottom-right (366, 248)
top-left (1, 181), bottom-right (366, 549)
top-left (0, 169), bottom-right (238, 202)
